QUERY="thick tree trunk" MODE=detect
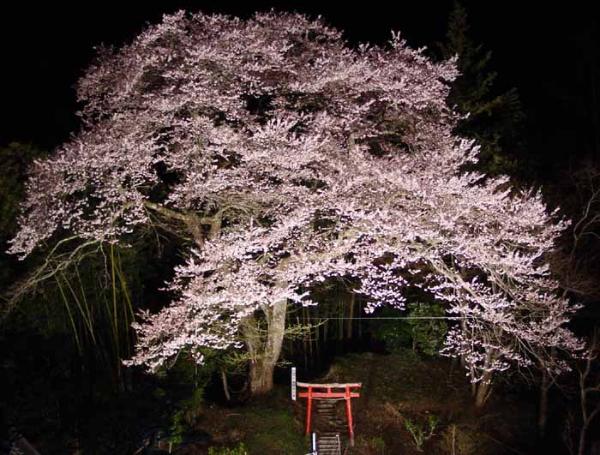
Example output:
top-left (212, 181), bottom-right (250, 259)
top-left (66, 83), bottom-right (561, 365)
top-left (249, 358), bottom-right (276, 395)
top-left (472, 368), bottom-right (495, 409)
top-left (473, 350), bottom-right (495, 408)
top-left (474, 380), bottom-right (492, 408)
top-left (245, 299), bottom-right (287, 395)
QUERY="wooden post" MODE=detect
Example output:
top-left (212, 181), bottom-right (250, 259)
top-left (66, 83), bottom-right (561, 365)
top-left (345, 385), bottom-right (354, 445)
top-left (291, 367), bottom-right (297, 401)
top-left (306, 386), bottom-right (313, 435)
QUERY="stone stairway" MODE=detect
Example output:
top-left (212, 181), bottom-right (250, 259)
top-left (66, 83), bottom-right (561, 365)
top-left (314, 400), bottom-right (345, 455)
top-left (316, 433), bottom-right (341, 455)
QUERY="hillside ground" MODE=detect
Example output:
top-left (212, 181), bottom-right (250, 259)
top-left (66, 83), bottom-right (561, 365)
top-left (177, 350), bottom-right (540, 454)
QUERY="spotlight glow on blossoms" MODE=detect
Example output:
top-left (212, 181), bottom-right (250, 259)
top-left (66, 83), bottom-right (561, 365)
top-left (9, 11), bottom-right (582, 399)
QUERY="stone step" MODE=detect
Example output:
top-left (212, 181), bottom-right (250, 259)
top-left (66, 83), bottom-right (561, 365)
top-left (314, 399), bottom-right (348, 452)
top-left (317, 434), bottom-right (342, 455)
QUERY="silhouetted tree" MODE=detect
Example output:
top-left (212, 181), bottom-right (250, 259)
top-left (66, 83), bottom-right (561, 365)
top-left (439, 1), bottom-right (525, 177)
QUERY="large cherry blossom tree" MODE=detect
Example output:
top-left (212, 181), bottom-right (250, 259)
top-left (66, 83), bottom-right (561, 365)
top-left (9, 11), bottom-right (581, 401)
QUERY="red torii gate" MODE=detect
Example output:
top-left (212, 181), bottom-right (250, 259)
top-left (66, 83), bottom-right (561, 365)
top-left (295, 380), bottom-right (362, 443)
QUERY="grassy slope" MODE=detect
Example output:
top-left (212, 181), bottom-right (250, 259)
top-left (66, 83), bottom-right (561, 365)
top-left (184, 350), bottom-right (539, 454)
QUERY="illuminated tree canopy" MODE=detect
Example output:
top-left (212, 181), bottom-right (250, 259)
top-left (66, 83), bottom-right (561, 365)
top-left (9, 11), bottom-right (581, 399)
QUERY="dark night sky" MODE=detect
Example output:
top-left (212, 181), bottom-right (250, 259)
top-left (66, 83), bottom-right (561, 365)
top-left (1, 1), bottom-right (599, 170)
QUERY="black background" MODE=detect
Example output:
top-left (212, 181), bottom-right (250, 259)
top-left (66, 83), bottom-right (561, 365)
top-left (0, 1), bottom-right (598, 170)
